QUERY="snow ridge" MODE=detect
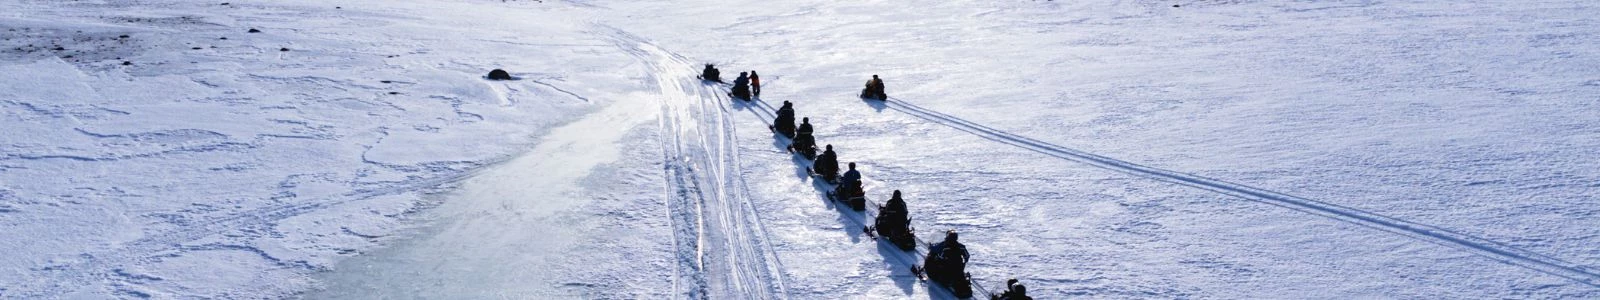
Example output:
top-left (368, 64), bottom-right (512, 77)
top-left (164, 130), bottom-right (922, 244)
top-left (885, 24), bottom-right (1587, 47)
top-left (880, 96), bottom-right (1600, 287)
top-left (17, 156), bottom-right (509, 297)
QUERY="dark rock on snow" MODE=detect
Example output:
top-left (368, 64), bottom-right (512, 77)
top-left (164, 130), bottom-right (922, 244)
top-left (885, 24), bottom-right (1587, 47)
top-left (487, 69), bottom-right (513, 80)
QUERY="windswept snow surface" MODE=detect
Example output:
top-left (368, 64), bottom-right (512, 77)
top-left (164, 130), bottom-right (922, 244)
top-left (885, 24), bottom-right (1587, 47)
top-left (4, 0), bottom-right (1600, 299)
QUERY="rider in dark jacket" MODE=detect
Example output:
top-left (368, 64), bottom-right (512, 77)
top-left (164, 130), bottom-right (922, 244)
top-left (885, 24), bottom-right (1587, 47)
top-left (863, 74), bottom-right (886, 99)
top-left (929, 230), bottom-right (969, 264)
top-left (813, 145), bottom-right (839, 180)
top-left (841, 162), bottom-right (861, 185)
top-left (885, 190), bottom-right (907, 215)
top-left (702, 64), bottom-right (721, 82)
top-left (796, 117), bottom-right (813, 136)
top-left (774, 101), bottom-right (796, 137)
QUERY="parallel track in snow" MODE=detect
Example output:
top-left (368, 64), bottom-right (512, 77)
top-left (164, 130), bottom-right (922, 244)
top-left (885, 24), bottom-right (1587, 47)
top-left (878, 96), bottom-right (1600, 287)
top-left (605, 26), bottom-right (789, 299)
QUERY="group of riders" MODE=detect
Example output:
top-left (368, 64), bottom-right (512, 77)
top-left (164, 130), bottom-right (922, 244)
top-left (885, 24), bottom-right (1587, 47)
top-left (700, 64), bottom-right (1031, 300)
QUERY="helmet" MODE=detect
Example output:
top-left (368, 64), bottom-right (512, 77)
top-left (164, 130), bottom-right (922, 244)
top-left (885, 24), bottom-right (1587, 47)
top-left (848, 162), bottom-right (856, 169)
top-left (1013, 284), bottom-right (1026, 295)
top-left (802, 117), bottom-right (809, 123)
top-left (825, 144), bottom-right (833, 150)
top-left (893, 190), bottom-right (901, 198)
top-left (945, 230), bottom-right (958, 242)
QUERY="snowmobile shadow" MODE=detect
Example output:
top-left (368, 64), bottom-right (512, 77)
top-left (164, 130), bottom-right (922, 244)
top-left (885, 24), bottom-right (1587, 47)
top-left (875, 239), bottom-right (921, 296)
top-left (807, 176), bottom-right (864, 243)
top-left (728, 95), bottom-right (757, 111)
top-left (787, 150), bottom-right (812, 180)
top-left (862, 97), bottom-right (888, 112)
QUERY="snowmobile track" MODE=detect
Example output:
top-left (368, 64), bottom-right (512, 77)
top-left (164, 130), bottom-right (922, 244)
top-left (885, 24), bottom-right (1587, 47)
top-left (741, 98), bottom-right (993, 299)
top-left (603, 24), bottom-right (789, 299)
top-left (879, 96), bottom-right (1600, 287)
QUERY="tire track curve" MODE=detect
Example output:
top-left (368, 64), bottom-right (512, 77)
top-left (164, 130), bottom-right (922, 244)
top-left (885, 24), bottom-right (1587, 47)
top-left (602, 25), bottom-right (789, 299)
top-left (879, 96), bottom-right (1600, 287)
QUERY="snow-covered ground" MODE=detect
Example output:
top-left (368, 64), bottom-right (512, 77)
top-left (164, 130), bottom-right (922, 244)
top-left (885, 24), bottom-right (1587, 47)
top-left (3, 0), bottom-right (1598, 298)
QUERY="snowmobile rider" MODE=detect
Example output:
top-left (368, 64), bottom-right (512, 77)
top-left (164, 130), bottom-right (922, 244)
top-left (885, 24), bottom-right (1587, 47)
top-left (734, 72), bottom-right (750, 88)
top-left (837, 162), bottom-right (864, 198)
top-left (929, 230), bottom-right (970, 264)
top-left (842, 162), bottom-right (861, 185)
top-left (777, 102), bottom-right (796, 118)
top-left (730, 72), bottom-right (753, 100)
top-left (796, 117), bottom-right (813, 136)
top-left (994, 279), bottom-right (1032, 300)
top-left (791, 125), bottom-right (816, 154)
top-left (814, 145), bottom-right (839, 180)
top-left (864, 75), bottom-right (885, 96)
top-left (702, 64), bottom-right (721, 82)
top-left (879, 190), bottom-right (909, 230)
top-left (885, 190), bottom-right (907, 215)
top-left (777, 101), bottom-right (795, 120)
top-left (775, 101), bottom-right (797, 137)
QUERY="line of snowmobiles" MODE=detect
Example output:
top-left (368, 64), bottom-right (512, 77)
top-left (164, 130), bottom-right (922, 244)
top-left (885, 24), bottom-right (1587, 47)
top-left (698, 64), bottom-right (1033, 300)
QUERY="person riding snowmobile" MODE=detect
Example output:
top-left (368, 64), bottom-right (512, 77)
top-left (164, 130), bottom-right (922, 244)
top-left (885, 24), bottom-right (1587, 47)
top-left (861, 74), bottom-right (886, 100)
top-left (884, 190), bottom-right (907, 217)
top-left (838, 162), bottom-right (864, 209)
top-left (841, 162), bottom-right (861, 188)
top-left (701, 64), bottom-right (721, 82)
top-left (813, 144), bottom-right (839, 182)
top-left (992, 279), bottom-right (1033, 300)
top-left (923, 230), bottom-right (974, 298)
top-left (873, 189), bottom-right (916, 250)
top-left (775, 101), bottom-right (796, 138)
top-left (836, 162), bottom-right (866, 210)
top-left (929, 230), bottom-right (970, 265)
top-left (731, 72), bottom-right (752, 100)
top-left (796, 117), bottom-right (813, 136)
top-left (790, 127), bottom-right (817, 159)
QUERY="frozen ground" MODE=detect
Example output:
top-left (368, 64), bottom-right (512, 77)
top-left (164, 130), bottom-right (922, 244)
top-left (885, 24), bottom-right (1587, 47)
top-left (3, 0), bottom-right (1598, 299)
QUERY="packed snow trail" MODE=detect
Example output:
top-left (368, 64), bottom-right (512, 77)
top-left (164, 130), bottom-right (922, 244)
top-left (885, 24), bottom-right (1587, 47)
top-left (875, 96), bottom-right (1600, 287)
top-left (607, 27), bottom-right (790, 299)
top-left (735, 97), bottom-right (995, 299)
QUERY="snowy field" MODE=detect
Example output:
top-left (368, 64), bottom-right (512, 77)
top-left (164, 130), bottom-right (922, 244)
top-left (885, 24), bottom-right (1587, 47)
top-left (2, 0), bottom-right (1598, 299)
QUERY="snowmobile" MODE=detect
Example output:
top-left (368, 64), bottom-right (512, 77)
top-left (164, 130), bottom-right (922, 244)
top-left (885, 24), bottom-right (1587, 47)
top-left (698, 64), bottom-right (722, 83)
top-left (729, 72), bottom-right (753, 101)
top-left (914, 233), bottom-right (974, 299)
top-left (810, 145), bottom-right (840, 184)
top-left (860, 75), bottom-right (887, 100)
top-left (865, 191), bottom-right (916, 251)
top-left (860, 87), bottom-right (887, 101)
top-left (990, 279), bottom-right (1033, 300)
top-left (773, 106), bottom-right (796, 138)
top-left (789, 132), bottom-right (817, 160)
top-left (730, 83), bottom-right (752, 101)
top-left (829, 179), bottom-right (867, 211)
